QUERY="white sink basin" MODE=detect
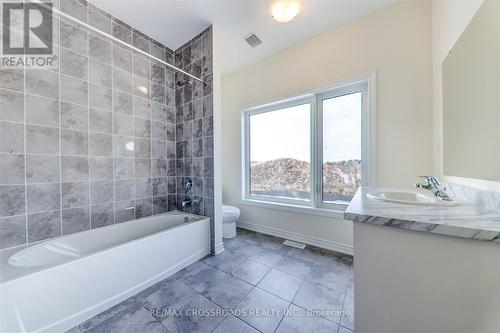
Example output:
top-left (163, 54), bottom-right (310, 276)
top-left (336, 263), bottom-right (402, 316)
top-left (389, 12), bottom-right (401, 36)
top-left (367, 191), bottom-right (458, 206)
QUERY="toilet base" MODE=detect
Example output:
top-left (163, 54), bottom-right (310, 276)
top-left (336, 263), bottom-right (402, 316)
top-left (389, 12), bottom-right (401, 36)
top-left (223, 221), bottom-right (237, 239)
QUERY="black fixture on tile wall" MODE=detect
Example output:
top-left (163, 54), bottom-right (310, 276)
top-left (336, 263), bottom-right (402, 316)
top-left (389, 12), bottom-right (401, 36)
top-left (0, 0), bottom-right (213, 251)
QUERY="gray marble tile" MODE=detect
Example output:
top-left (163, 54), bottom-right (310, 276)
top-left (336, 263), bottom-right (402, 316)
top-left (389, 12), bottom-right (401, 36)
top-left (135, 178), bottom-right (152, 199)
top-left (134, 138), bottom-right (151, 159)
top-left (113, 67), bottom-right (133, 94)
top-left (0, 69), bottom-right (24, 92)
top-left (89, 59), bottom-right (112, 88)
top-left (338, 326), bottom-right (354, 333)
top-left (62, 129), bottom-right (89, 156)
top-left (27, 210), bottom-right (61, 243)
top-left (0, 154), bottom-right (24, 185)
top-left (114, 158), bottom-right (134, 179)
top-left (114, 44), bottom-right (133, 72)
top-left (114, 113), bottom-right (133, 136)
top-left (0, 215), bottom-right (26, 249)
top-left (0, 121), bottom-right (23, 154)
top-left (151, 64), bottom-right (165, 85)
top-left (85, 302), bottom-right (166, 333)
top-left (90, 132), bottom-right (113, 157)
top-left (152, 121), bottom-right (167, 140)
top-left (115, 201), bottom-right (135, 223)
top-left (307, 266), bottom-right (352, 294)
top-left (114, 136), bottom-right (134, 158)
top-left (133, 32), bottom-right (150, 53)
top-left (25, 69), bottom-right (59, 99)
top-left (62, 207), bottom-right (90, 235)
top-left (113, 20), bottom-right (133, 43)
top-left (62, 182), bottom-right (89, 209)
top-left (192, 119), bottom-right (202, 138)
top-left (89, 109), bottom-right (112, 133)
top-left (90, 181), bottom-right (114, 205)
top-left (257, 269), bottom-right (304, 302)
top-left (89, 8), bottom-right (111, 34)
top-left (202, 116), bottom-right (213, 137)
top-left (314, 252), bottom-right (353, 274)
top-left (134, 75), bottom-right (150, 99)
top-left (27, 183), bottom-right (60, 213)
top-left (174, 261), bottom-right (253, 309)
top-left (135, 198), bottom-right (152, 218)
top-left (203, 157), bottom-right (213, 177)
top-left (25, 154), bottom-right (60, 184)
top-left (60, 21), bottom-right (88, 55)
top-left (153, 159), bottom-right (167, 178)
top-left (115, 179), bottom-right (134, 201)
top-left (133, 55), bottom-right (150, 80)
top-left (90, 157), bottom-right (113, 181)
top-left (214, 257), bottom-right (271, 285)
top-left (61, 75), bottom-right (88, 105)
top-left (61, 0), bottom-right (87, 22)
top-left (276, 304), bottom-right (340, 333)
top-left (0, 89), bottom-right (23, 122)
top-left (150, 44), bottom-right (165, 62)
top-left (61, 156), bottom-right (89, 182)
top-left (91, 203), bottom-right (114, 228)
top-left (26, 125), bottom-right (59, 154)
top-left (134, 118), bottom-right (151, 137)
top-left (203, 95), bottom-right (213, 117)
top-left (89, 84), bottom-right (112, 111)
top-left (153, 178), bottom-right (167, 196)
top-left (236, 288), bottom-right (290, 333)
top-left (152, 140), bottom-right (166, 159)
top-left (26, 95), bottom-right (59, 128)
top-left (113, 90), bottom-right (133, 115)
top-left (135, 159), bottom-right (151, 178)
top-left (274, 255), bottom-right (314, 279)
top-left (286, 247), bottom-right (322, 263)
top-left (60, 47), bottom-right (88, 80)
top-left (134, 97), bottom-right (151, 119)
top-left (341, 294), bottom-right (354, 331)
top-left (0, 185), bottom-right (25, 217)
top-left (61, 102), bottom-right (89, 131)
top-left (151, 83), bottom-right (165, 104)
top-left (293, 281), bottom-right (345, 324)
top-left (213, 316), bottom-right (259, 333)
top-left (79, 297), bottom-right (137, 332)
top-left (203, 137), bottom-right (213, 157)
top-left (89, 34), bottom-right (111, 64)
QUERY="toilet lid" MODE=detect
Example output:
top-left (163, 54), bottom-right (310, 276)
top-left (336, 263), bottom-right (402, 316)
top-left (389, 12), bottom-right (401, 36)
top-left (222, 205), bottom-right (240, 214)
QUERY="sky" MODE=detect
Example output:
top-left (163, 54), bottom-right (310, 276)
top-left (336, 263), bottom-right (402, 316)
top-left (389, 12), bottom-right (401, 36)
top-left (250, 92), bottom-right (361, 163)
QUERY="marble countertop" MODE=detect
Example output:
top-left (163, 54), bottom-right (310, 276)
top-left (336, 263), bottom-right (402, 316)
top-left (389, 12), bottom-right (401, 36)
top-left (344, 186), bottom-right (500, 242)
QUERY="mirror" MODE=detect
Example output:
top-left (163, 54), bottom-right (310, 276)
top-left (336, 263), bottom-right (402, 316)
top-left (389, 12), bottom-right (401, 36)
top-left (442, 0), bottom-right (500, 181)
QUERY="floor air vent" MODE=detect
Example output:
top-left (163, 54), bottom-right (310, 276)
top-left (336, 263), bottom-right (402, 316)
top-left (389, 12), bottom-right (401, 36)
top-left (283, 240), bottom-right (306, 249)
top-left (245, 33), bottom-right (262, 48)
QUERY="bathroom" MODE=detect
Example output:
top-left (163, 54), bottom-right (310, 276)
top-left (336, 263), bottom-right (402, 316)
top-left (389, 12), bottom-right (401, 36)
top-left (0, 0), bottom-right (499, 332)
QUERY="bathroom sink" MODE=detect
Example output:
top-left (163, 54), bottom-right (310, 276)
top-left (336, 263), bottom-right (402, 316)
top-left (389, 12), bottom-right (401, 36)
top-left (366, 191), bottom-right (458, 206)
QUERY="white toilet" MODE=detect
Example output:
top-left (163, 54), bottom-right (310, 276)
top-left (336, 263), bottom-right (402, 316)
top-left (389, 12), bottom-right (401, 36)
top-left (222, 205), bottom-right (240, 239)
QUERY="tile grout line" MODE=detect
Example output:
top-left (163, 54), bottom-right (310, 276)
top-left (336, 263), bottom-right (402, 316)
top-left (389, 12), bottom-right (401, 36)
top-left (85, 5), bottom-right (92, 232)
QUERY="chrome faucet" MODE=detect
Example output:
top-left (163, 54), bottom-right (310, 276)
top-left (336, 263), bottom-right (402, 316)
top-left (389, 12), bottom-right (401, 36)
top-left (181, 199), bottom-right (192, 208)
top-left (415, 176), bottom-right (451, 201)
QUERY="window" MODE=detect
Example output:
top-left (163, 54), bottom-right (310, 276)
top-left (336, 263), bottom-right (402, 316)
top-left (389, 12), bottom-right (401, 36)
top-left (242, 76), bottom-right (375, 212)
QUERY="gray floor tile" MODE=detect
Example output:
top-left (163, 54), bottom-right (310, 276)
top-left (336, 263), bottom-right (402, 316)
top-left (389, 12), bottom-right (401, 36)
top-left (248, 248), bottom-right (283, 267)
top-left (79, 297), bottom-right (137, 332)
top-left (338, 326), bottom-right (354, 333)
top-left (257, 268), bottom-right (303, 301)
top-left (84, 302), bottom-right (166, 333)
top-left (213, 316), bottom-right (260, 333)
top-left (293, 280), bottom-right (345, 324)
top-left (274, 255), bottom-right (313, 278)
top-left (214, 258), bottom-right (271, 285)
top-left (174, 261), bottom-right (253, 309)
top-left (160, 294), bottom-right (225, 333)
top-left (140, 278), bottom-right (199, 313)
top-left (236, 288), bottom-right (290, 333)
top-left (307, 266), bottom-right (352, 294)
top-left (276, 304), bottom-right (340, 333)
top-left (314, 252), bottom-right (353, 273)
top-left (341, 294), bottom-right (354, 331)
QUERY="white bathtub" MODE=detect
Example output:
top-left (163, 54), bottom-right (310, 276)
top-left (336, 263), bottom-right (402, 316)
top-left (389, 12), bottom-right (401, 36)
top-left (0, 211), bottom-right (211, 333)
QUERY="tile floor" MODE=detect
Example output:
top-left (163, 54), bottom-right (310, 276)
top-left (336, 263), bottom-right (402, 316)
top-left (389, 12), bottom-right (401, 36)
top-left (68, 229), bottom-right (354, 333)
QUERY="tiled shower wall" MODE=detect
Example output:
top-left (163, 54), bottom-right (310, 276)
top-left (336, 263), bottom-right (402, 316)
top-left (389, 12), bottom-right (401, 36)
top-left (0, 0), bottom-right (214, 250)
top-left (174, 28), bottom-right (214, 221)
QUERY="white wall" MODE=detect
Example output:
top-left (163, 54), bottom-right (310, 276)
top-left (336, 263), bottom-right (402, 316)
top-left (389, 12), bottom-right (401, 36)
top-left (221, 1), bottom-right (433, 252)
top-left (431, 0), bottom-right (500, 192)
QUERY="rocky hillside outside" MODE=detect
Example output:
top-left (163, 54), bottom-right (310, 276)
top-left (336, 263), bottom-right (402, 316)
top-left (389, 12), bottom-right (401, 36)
top-left (250, 158), bottom-right (361, 203)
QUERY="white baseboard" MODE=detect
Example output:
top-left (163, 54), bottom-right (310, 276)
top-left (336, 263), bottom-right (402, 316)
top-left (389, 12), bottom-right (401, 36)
top-left (213, 241), bottom-right (225, 255)
top-left (236, 221), bottom-right (353, 256)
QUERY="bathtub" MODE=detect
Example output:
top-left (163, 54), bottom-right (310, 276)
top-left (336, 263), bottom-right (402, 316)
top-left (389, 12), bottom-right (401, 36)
top-left (0, 211), bottom-right (210, 333)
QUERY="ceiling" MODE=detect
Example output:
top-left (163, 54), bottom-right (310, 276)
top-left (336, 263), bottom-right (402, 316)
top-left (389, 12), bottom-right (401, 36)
top-left (92, 0), bottom-right (393, 75)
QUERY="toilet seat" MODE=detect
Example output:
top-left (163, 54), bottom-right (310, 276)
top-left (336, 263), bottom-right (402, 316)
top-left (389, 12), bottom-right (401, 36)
top-left (221, 205), bottom-right (240, 238)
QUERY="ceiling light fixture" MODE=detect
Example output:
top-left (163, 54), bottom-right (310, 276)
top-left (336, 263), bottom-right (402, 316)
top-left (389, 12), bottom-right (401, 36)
top-left (270, 0), bottom-right (301, 23)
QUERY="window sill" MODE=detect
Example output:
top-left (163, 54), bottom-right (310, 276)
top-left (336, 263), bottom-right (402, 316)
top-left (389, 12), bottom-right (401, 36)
top-left (239, 198), bottom-right (347, 219)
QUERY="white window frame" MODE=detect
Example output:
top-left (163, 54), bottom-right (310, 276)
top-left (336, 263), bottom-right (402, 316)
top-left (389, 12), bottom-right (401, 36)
top-left (241, 72), bottom-right (376, 215)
